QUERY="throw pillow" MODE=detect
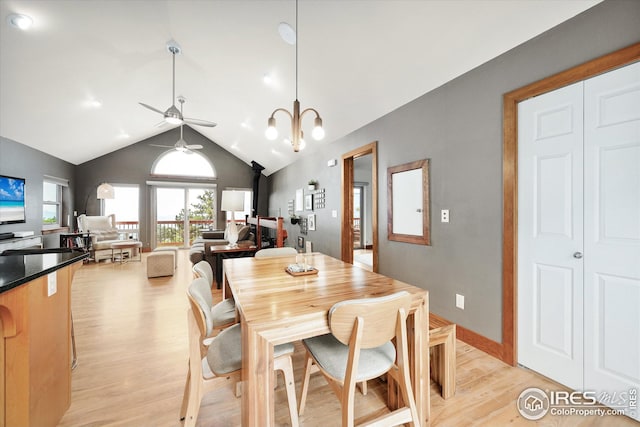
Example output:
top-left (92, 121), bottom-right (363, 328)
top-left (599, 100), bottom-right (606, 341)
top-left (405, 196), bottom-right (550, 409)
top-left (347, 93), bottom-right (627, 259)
top-left (237, 225), bottom-right (251, 241)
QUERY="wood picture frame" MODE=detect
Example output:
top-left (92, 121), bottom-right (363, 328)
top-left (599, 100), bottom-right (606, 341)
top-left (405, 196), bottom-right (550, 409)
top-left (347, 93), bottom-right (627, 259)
top-left (387, 159), bottom-right (430, 245)
top-left (304, 194), bottom-right (313, 211)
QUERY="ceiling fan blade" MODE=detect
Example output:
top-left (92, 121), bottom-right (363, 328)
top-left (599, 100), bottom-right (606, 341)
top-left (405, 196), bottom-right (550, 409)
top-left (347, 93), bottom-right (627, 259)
top-left (149, 143), bottom-right (174, 148)
top-left (154, 120), bottom-right (168, 128)
top-left (139, 102), bottom-right (166, 115)
top-left (183, 117), bottom-right (217, 127)
top-left (185, 144), bottom-right (203, 150)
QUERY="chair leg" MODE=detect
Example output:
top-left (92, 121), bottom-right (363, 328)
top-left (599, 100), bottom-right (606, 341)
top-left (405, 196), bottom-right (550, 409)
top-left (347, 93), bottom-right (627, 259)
top-left (298, 352), bottom-right (314, 415)
top-left (183, 364), bottom-right (203, 427)
top-left (275, 355), bottom-right (299, 427)
top-left (179, 363), bottom-right (191, 421)
top-left (357, 380), bottom-right (367, 395)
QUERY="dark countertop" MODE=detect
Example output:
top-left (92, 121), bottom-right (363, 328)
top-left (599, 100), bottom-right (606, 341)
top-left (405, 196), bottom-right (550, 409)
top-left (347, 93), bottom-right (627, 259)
top-left (0, 250), bottom-right (89, 293)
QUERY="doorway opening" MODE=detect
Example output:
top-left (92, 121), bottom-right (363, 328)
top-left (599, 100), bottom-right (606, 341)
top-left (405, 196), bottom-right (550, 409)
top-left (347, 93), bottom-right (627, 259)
top-left (341, 142), bottom-right (378, 272)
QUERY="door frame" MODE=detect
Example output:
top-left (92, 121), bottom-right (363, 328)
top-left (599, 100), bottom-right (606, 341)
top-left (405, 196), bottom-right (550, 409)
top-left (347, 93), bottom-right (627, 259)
top-left (500, 42), bottom-right (640, 366)
top-left (341, 141), bottom-right (378, 272)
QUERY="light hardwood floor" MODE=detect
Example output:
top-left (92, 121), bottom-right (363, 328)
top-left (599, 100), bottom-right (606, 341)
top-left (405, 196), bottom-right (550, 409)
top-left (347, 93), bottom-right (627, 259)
top-left (58, 251), bottom-right (637, 427)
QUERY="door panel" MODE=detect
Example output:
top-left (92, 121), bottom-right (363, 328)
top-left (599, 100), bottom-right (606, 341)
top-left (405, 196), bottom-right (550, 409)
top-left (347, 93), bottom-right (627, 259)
top-left (584, 61), bottom-right (640, 420)
top-left (535, 263), bottom-right (574, 358)
top-left (518, 81), bottom-right (584, 390)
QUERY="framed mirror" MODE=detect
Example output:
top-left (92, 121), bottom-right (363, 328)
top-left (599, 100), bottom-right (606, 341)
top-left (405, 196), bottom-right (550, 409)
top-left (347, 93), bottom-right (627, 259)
top-left (387, 159), bottom-right (430, 245)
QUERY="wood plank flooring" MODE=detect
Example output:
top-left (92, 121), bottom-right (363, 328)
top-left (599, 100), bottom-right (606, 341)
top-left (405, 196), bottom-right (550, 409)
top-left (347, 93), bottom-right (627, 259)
top-left (58, 251), bottom-right (637, 426)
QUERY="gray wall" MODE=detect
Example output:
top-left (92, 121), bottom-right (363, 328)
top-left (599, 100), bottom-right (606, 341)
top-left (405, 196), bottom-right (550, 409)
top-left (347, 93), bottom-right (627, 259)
top-left (75, 126), bottom-right (269, 250)
top-left (0, 136), bottom-right (76, 247)
top-left (268, 0), bottom-right (640, 342)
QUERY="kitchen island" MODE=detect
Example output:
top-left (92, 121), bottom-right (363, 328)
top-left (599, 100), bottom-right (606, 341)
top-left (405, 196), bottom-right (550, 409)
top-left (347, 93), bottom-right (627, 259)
top-left (0, 250), bottom-right (88, 427)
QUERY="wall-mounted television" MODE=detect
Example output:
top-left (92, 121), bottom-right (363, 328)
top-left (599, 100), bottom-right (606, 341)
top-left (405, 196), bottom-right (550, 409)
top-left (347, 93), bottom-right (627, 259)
top-left (0, 175), bottom-right (26, 225)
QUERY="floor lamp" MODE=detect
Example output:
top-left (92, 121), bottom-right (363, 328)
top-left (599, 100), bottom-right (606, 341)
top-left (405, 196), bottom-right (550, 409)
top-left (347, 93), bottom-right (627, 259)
top-left (220, 190), bottom-right (244, 247)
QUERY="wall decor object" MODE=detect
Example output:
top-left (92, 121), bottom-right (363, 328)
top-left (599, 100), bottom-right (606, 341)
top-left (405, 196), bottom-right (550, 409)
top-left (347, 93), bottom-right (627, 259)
top-left (288, 199), bottom-right (295, 216)
top-left (297, 236), bottom-right (305, 248)
top-left (299, 217), bottom-right (308, 234)
top-left (308, 214), bottom-right (316, 231)
top-left (387, 159), bottom-right (430, 245)
top-left (314, 188), bottom-right (326, 209)
top-left (295, 188), bottom-right (304, 212)
top-left (304, 194), bottom-right (314, 211)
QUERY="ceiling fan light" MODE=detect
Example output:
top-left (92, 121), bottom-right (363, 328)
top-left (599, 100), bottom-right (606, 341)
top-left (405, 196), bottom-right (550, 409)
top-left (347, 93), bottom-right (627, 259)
top-left (265, 117), bottom-right (278, 140)
top-left (312, 117), bottom-right (325, 140)
top-left (165, 116), bottom-right (182, 125)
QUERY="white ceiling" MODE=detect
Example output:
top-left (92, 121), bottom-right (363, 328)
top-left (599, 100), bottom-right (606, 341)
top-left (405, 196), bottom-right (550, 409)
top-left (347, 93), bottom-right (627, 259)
top-left (0, 0), bottom-right (602, 176)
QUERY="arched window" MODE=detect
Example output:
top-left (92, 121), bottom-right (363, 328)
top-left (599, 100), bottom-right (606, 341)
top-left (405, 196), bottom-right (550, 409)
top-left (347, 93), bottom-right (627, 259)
top-left (151, 150), bottom-right (216, 178)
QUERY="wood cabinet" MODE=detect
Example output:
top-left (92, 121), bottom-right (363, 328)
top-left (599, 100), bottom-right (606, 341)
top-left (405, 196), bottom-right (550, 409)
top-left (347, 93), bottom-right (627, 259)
top-left (0, 258), bottom-right (82, 427)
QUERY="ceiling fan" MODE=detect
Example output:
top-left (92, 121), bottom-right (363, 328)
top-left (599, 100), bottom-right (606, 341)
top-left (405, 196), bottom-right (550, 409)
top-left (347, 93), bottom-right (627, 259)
top-left (149, 97), bottom-right (204, 153)
top-left (139, 40), bottom-right (216, 128)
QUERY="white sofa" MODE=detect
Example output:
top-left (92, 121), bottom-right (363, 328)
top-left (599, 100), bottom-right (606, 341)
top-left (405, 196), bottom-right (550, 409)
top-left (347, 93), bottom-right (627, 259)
top-left (77, 214), bottom-right (131, 262)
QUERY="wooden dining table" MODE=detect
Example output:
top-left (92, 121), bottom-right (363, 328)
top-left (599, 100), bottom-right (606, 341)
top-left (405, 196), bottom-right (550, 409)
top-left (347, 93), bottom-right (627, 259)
top-left (224, 252), bottom-right (430, 426)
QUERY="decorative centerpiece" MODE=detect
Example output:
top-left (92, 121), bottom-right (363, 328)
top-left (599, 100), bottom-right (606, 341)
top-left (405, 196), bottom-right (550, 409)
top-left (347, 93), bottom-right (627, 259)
top-left (286, 254), bottom-right (318, 276)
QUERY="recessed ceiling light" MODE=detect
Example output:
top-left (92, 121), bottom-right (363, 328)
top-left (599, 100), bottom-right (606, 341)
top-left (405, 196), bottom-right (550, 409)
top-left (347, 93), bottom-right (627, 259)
top-left (278, 22), bottom-right (296, 45)
top-left (263, 73), bottom-right (272, 85)
top-left (7, 13), bottom-right (33, 30)
top-left (84, 98), bottom-right (102, 108)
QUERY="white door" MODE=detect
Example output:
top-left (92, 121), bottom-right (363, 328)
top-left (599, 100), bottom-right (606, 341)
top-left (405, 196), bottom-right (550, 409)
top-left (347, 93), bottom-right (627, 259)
top-left (584, 61), bottom-right (640, 420)
top-left (518, 82), bottom-right (585, 390)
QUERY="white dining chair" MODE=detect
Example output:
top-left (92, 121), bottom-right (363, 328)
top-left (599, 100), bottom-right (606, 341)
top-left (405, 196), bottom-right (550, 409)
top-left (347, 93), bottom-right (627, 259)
top-left (192, 260), bottom-right (236, 332)
top-left (180, 277), bottom-right (299, 427)
top-left (298, 291), bottom-right (420, 427)
top-left (254, 247), bottom-right (298, 258)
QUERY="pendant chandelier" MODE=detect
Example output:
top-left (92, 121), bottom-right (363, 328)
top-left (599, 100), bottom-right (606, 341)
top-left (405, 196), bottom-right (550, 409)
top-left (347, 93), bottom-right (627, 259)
top-left (265, 0), bottom-right (324, 152)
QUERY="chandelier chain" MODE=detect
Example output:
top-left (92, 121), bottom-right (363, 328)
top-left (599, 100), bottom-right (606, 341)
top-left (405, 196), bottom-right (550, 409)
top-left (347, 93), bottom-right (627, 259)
top-left (295, 0), bottom-right (298, 100)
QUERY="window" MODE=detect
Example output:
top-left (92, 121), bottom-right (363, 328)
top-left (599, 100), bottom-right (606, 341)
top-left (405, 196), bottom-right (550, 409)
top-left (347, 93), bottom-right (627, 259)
top-left (151, 150), bottom-right (216, 178)
top-left (43, 180), bottom-right (62, 227)
top-left (225, 189), bottom-right (252, 223)
top-left (103, 185), bottom-right (140, 239)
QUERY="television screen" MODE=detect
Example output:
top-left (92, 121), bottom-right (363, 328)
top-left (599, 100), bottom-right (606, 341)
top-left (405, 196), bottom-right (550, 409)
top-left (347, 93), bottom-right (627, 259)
top-left (0, 175), bottom-right (26, 225)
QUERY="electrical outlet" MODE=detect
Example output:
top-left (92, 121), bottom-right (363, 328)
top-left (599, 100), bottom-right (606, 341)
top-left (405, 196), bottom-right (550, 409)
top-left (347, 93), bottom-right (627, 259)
top-left (47, 273), bottom-right (57, 297)
top-left (441, 209), bottom-right (450, 223)
top-left (456, 293), bottom-right (465, 310)
top-left (332, 210), bottom-right (338, 218)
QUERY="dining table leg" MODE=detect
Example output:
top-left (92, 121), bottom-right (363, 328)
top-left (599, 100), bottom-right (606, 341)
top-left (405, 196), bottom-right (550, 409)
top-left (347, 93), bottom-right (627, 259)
top-left (241, 321), bottom-right (275, 427)
top-left (412, 295), bottom-right (430, 425)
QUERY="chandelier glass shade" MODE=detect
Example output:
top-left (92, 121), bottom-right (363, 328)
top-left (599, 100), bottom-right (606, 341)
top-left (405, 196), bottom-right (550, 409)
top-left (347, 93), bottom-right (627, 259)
top-left (266, 0), bottom-right (324, 152)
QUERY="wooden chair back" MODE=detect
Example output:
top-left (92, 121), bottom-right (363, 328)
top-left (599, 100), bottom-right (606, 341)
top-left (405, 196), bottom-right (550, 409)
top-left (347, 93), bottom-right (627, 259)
top-left (254, 247), bottom-right (297, 258)
top-left (192, 261), bottom-right (214, 287)
top-left (187, 278), bottom-right (214, 337)
top-left (329, 291), bottom-right (411, 348)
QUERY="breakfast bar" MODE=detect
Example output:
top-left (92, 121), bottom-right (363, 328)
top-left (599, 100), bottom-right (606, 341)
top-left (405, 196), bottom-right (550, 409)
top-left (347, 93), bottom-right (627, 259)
top-left (0, 250), bottom-right (87, 427)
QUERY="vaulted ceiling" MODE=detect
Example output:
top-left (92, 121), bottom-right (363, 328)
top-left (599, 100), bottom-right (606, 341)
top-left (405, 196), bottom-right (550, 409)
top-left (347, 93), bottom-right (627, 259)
top-left (0, 0), bottom-right (602, 175)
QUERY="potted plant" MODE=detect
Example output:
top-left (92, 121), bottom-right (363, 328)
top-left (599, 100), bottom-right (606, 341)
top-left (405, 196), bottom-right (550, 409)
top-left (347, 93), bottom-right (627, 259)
top-left (308, 179), bottom-right (318, 191)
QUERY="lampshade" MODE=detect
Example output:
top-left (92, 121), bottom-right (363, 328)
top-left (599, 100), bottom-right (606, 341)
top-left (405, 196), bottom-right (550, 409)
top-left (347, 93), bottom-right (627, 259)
top-left (96, 183), bottom-right (115, 199)
top-left (220, 190), bottom-right (244, 212)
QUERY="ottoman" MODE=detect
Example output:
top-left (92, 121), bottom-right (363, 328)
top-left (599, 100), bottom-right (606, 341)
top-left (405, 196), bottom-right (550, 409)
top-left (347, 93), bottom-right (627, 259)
top-left (147, 251), bottom-right (175, 278)
top-left (153, 246), bottom-right (179, 269)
